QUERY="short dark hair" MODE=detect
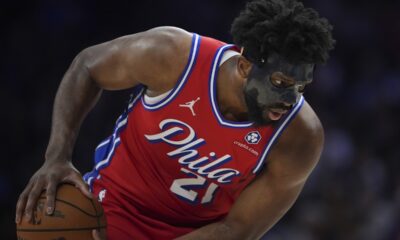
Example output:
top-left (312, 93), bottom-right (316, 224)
top-left (231, 0), bottom-right (335, 65)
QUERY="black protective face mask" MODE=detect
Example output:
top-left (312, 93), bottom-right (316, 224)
top-left (243, 54), bottom-right (315, 125)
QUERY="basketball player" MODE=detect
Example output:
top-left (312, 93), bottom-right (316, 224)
top-left (16, 0), bottom-right (335, 239)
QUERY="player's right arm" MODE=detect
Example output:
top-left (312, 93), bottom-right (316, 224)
top-left (15, 26), bottom-right (192, 224)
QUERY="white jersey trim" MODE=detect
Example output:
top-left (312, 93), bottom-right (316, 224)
top-left (142, 49), bottom-right (239, 105)
top-left (209, 45), bottom-right (253, 128)
top-left (252, 96), bottom-right (305, 174)
top-left (143, 90), bottom-right (172, 105)
top-left (141, 34), bottom-right (200, 110)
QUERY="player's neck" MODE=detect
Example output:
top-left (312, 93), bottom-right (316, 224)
top-left (217, 56), bottom-right (249, 122)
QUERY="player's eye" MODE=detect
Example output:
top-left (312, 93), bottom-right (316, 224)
top-left (274, 79), bottom-right (282, 86)
top-left (271, 76), bottom-right (289, 88)
top-left (270, 72), bottom-right (294, 88)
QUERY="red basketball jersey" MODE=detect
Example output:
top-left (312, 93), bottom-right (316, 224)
top-left (84, 33), bottom-right (304, 239)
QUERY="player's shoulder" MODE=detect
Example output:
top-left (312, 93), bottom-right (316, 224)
top-left (275, 100), bottom-right (324, 158)
top-left (138, 26), bottom-right (193, 54)
top-left (126, 27), bottom-right (194, 92)
top-left (264, 100), bottom-right (324, 180)
top-left (290, 100), bottom-right (323, 144)
top-left (293, 100), bottom-right (323, 137)
top-left (116, 26), bottom-right (193, 66)
top-left (144, 26), bottom-right (192, 40)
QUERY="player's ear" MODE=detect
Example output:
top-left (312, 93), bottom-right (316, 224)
top-left (237, 56), bottom-right (252, 79)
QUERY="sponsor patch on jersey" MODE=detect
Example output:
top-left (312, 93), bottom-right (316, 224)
top-left (245, 131), bottom-right (261, 144)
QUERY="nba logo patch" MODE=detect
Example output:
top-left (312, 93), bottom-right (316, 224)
top-left (98, 189), bottom-right (107, 202)
top-left (245, 131), bottom-right (261, 144)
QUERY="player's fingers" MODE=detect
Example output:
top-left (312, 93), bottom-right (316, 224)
top-left (92, 229), bottom-right (107, 240)
top-left (92, 229), bottom-right (100, 240)
top-left (65, 172), bottom-right (92, 199)
top-left (15, 195), bottom-right (27, 224)
top-left (16, 183), bottom-right (33, 223)
top-left (45, 177), bottom-right (58, 215)
top-left (24, 180), bottom-right (44, 222)
top-left (75, 179), bottom-right (92, 199)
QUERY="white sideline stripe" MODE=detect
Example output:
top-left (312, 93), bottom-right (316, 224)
top-left (96, 139), bottom-right (110, 150)
top-left (95, 137), bottom-right (121, 170)
top-left (87, 177), bottom-right (94, 186)
top-left (86, 87), bottom-right (145, 188)
top-left (116, 118), bottom-right (128, 129)
top-left (129, 89), bottom-right (145, 109)
top-left (94, 89), bottom-right (142, 161)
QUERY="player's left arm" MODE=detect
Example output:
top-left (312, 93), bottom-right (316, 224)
top-left (176, 101), bottom-right (324, 240)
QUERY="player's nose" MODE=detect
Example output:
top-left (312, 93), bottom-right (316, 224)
top-left (282, 91), bottom-right (299, 105)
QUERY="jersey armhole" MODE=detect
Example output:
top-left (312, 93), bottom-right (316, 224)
top-left (140, 34), bottom-right (201, 110)
top-left (252, 96), bottom-right (305, 174)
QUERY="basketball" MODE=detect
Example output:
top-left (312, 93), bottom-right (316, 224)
top-left (16, 183), bottom-right (106, 240)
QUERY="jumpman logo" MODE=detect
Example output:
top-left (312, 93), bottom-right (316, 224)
top-left (179, 97), bottom-right (200, 116)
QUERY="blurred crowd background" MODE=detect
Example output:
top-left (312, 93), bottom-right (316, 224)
top-left (2, 0), bottom-right (399, 239)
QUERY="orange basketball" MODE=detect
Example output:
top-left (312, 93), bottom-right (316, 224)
top-left (16, 183), bottom-right (106, 240)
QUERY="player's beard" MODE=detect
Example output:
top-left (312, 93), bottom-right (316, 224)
top-left (244, 91), bottom-right (273, 126)
top-left (244, 90), bottom-right (291, 127)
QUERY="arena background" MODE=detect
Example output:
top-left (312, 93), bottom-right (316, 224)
top-left (2, 0), bottom-right (399, 239)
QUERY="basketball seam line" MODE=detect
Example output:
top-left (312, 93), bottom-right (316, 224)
top-left (38, 196), bottom-right (104, 218)
top-left (89, 193), bottom-right (102, 229)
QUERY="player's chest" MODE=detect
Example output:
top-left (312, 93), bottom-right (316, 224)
top-left (130, 105), bottom-right (273, 182)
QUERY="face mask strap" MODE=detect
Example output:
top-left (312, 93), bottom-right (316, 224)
top-left (240, 47), bottom-right (267, 67)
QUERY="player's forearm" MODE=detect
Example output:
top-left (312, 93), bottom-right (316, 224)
top-left (175, 221), bottom-right (245, 240)
top-left (45, 52), bottom-right (102, 162)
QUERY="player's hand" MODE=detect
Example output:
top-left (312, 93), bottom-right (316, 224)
top-left (15, 161), bottom-right (92, 224)
top-left (93, 229), bottom-right (107, 240)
